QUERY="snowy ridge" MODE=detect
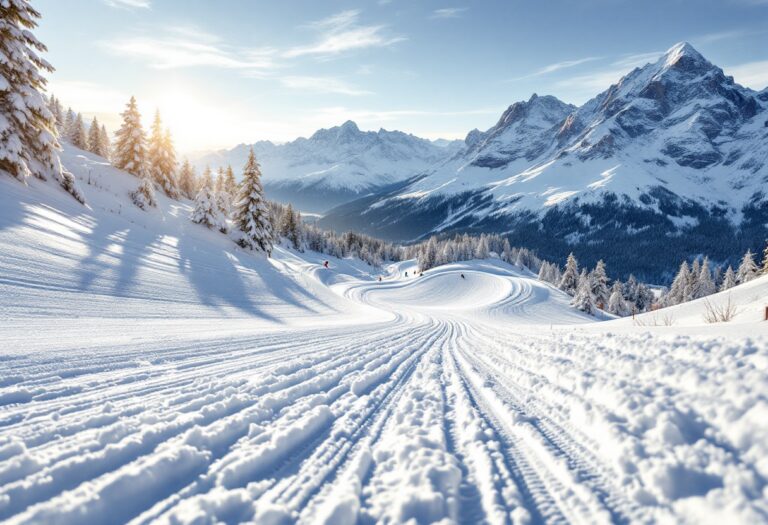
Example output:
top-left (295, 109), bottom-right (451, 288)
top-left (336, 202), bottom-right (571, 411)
top-left (191, 121), bottom-right (460, 213)
top-left (1, 148), bottom-right (768, 523)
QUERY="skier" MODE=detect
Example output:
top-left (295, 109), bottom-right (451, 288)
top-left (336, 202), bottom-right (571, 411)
top-left (378, 276), bottom-right (382, 282)
top-left (461, 273), bottom-right (465, 279)
top-left (323, 260), bottom-right (329, 269)
top-left (405, 271), bottom-right (408, 277)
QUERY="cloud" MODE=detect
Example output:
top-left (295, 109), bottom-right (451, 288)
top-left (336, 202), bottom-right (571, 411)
top-left (103, 27), bottom-right (276, 72)
top-left (724, 60), bottom-right (768, 89)
top-left (610, 51), bottom-right (663, 70)
top-left (103, 0), bottom-right (150, 8)
top-left (280, 76), bottom-right (372, 96)
top-left (431, 7), bottom-right (468, 19)
top-left (284, 9), bottom-right (405, 58)
top-left (510, 56), bottom-right (601, 81)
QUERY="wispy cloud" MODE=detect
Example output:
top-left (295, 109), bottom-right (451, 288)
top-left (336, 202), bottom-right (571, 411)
top-left (103, 27), bottom-right (276, 71)
top-left (725, 60), bottom-right (768, 89)
top-left (510, 56), bottom-right (600, 81)
top-left (431, 7), bottom-right (468, 19)
top-left (284, 9), bottom-right (405, 58)
top-left (103, 0), bottom-right (150, 8)
top-left (280, 76), bottom-right (372, 96)
top-left (610, 51), bottom-right (663, 70)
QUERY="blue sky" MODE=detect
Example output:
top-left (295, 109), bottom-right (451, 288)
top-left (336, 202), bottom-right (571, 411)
top-left (36, 0), bottom-right (768, 153)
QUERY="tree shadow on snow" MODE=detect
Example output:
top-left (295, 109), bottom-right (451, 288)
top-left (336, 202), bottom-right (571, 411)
top-left (176, 230), bottom-right (280, 321)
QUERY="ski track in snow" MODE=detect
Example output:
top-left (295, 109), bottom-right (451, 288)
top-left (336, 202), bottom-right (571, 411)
top-left (2, 264), bottom-right (767, 524)
top-left (1, 162), bottom-right (768, 524)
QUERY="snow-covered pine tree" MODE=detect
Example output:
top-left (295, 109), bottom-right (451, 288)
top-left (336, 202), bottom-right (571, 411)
top-left (47, 94), bottom-right (63, 133)
top-left (607, 281), bottom-right (629, 316)
top-left (214, 167), bottom-right (230, 216)
top-left (177, 159), bottom-right (196, 199)
top-left (419, 236), bottom-right (438, 271)
top-left (279, 203), bottom-right (301, 249)
top-left (720, 265), bottom-right (737, 291)
top-left (68, 112), bottom-right (87, 150)
top-left (131, 165), bottom-right (156, 210)
top-left (475, 235), bottom-right (490, 259)
top-left (191, 166), bottom-right (225, 231)
top-left (224, 164), bottom-right (237, 197)
top-left (698, 257), bottom-right (716, 297)
top-left (98, 124), bottom-right (110, 159)
top-left (87, 116), bottom-right (101, 156)
top-left (147, 111), bottom-right (178, 198)
top-left (736, 249), bottom-right (759, 283)
top-left (113, 97), bottom-right (146, 176)
top-left (233, 148), bottom-right (273, 253)
top-left (501, 239), bottom-right (512, 263)
top-left (589, 260), bottom-right (610, 308)
top-left (571, 271), bottom-right (594, 314)
top-left (686, 258), bottom-right (701, 300)
top-left (0, 1), bottom-right (83, 202)
top-left (62, 108), bottom-right (74, 138)
top-left (559, 253), bottom-right (579, 295)
top-left (667, 261), bottom-right (690, 305)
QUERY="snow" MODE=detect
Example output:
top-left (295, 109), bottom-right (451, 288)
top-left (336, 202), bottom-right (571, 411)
top-left (1, 144), bottom-right (767, 523)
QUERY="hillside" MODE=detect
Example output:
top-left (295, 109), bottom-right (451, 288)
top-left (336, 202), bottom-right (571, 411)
top-left (1, 144), bottom-right (767, 524)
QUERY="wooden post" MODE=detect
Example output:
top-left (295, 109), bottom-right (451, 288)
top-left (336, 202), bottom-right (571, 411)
top-left (764, 306), bottom-right (768, 321)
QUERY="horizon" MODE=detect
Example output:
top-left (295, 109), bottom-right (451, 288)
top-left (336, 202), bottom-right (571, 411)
top-left (37, 0), bottom-right (768, 154)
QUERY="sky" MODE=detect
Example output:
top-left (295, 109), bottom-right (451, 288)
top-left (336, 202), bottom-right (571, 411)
top-left (36, 0), bottom-right (768, 154)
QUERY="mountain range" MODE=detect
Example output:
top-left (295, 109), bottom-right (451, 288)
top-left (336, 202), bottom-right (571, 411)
top-left (319, 42), bottom-right (768, 281)
top-left (195, 42), bottom-right (767, 281)
top-left (191, 122), bottom-right (460, 213)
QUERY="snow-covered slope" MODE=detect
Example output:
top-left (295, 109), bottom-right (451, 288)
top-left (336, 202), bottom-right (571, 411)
top-left (1, 144), bottom-right (767, 524)
top-left (321, 42), bottom-right (768, 281)
top-left (613, 273), bottom-right (768, 329)
top-left (191, 121), bottom-right (460, 213)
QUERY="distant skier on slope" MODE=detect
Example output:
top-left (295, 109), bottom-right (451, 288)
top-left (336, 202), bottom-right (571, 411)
top-left (461, 273), bottom-right (465, 279)
top-left (323, 261), bottom-right (329, 269)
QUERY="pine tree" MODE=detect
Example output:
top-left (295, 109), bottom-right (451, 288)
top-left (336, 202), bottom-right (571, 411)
top-left (177, 159), bottom-right (196, 199)
top-left (607, 281), bottom-right (629, 316)
top-left (113, 96), bottom-right (146, 176)
top-left (0, 2), bottom-right (83, 202)
top-left (279, 203), bottom-right (301, 249)
top-left (68, 112), bottom-right (88, 150)
top-left (224, 164), bottom-right (237, 197)
top-left (62, 108), bottom-right (75, 138)
top-left (87, 116), bottom-right (102, 156)
top-left (762, 241), bottom-right (768, 275)
top-left (559, 253), bottom-right (579, 295)
top-left (191, 166), bottom-right (224, 230)
top-left (668, 261), bottom-right (690, 305)
top-left (698, 257), bottom-right (716, 297)
top-left (571, 271), bottom-right (594, 314)
top-left (474, 235), bottom-right (490, 259)
top-left (736, 249), bottom-right (759, 283)
top-left (131, 165), bottom-right (156, 210)
top-left (419, 236), bottom-right (438, 271)
top-left (98, 124), bottom-right (110, 159)
top-left (233, 148), bottom-right (273, 253)
top-left (589, 260), bottom-right (610, 308)
top-left (47, 94), bottom-right (63, 133)
top-left (720, 265), bottom-right (737, 292)
top-left (147, 111), bottom-right (178, 198)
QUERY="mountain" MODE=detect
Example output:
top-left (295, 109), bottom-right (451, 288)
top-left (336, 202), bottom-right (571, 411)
top-left (191, 121), bottom-right (461, 213)
top-left (320, 42), bottom-right (768, 282)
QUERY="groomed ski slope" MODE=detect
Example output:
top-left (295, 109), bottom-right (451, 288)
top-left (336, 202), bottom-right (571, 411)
top-left (1, 146), bottom-right (768, 524)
